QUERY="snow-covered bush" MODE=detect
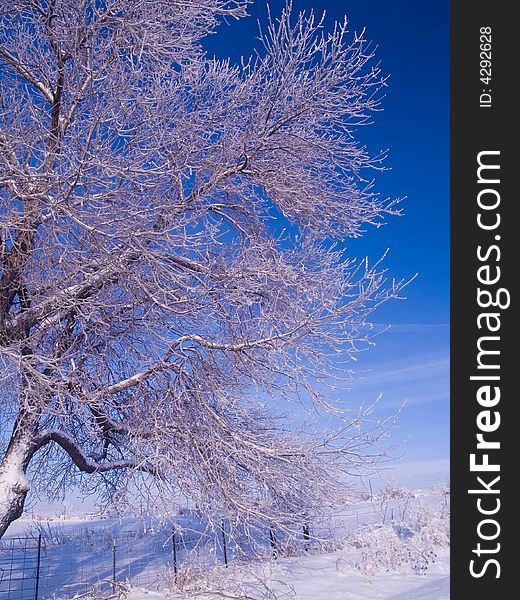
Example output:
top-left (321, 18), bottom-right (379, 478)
top-left (378, 477), bottom-right (413, 500)
top-left (404, 500), bottom-right (450, 547)
top-left (157, 564), bottom-right (208, 593)
top-left (338, 523), bottom-right (438, 576)
top-left (156, 562), bottom-right (296, 599)
top-left (338, 496), bottom-right (449, 576)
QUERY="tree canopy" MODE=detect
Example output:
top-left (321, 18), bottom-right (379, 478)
top-left (0, 0), bottom-right (402, 539)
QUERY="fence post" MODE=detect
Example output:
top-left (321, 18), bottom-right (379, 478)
top-left (220, 519), bottom-right (228, 567)
top-left (172, 529), bottom-right (178, 582)
top-left (303, 523), bottom-right (310, 551)
top-left (34, 534), bottom-right (42, 600)
top-left (112, 539), bottom-right (116, 593)
top-left (269, 527), bottom-right (277, 559)
top-left (8, 539), bottom-right (14, 597)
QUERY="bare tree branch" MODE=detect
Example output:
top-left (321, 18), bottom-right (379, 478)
top-left (0, 0), bottom-right (402, 540)
top-left (0, 46), bottom-right (54, 104)
top-left (32, 429), bottom-right (159, 476)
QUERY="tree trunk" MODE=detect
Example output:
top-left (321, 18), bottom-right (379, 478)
top-left (0, 463), bottom-right (30, 539)
top-left (0, 428), bottom-right (34, 539)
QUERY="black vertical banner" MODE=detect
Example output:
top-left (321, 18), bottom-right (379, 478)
top-left (451, 1), bottom-right (513, 598)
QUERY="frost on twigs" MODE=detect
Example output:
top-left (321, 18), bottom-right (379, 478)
top-left (156, 562), bottom-right (296, 599)
top-left (337, 493), bottom-right (450, 576)
top-left (1, 0), bottom-right (404, 538)
top-left (378, 477), bottom-right (413, 501)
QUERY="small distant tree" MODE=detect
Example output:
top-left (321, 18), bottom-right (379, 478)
top-left (0, 0), bottom-right (402, 538)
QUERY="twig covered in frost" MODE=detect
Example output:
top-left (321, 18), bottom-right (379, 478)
top-left (1, 0), bottom-right (404, 539)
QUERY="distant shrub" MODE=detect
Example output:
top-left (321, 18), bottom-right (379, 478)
top-left (378, 477), bottom-right (413, 500)
top-left (337, 495), bottom-right (449, 576)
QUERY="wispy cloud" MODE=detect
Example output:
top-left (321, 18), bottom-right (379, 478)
top-left (340, 354), bottom-right (449, 410)
top-left (353, 358), bottom-right (449, 384)
top-left (361, 323), bottom-right (450, 334)
top-left (393, 458), bottom-right (450, 478)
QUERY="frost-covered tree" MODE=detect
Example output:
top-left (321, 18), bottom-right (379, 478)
top-left (0, 0), bottom-right (402, 538)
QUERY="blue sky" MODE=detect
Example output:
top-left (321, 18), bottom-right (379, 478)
top-left (205, 0), bottom-right (450, 488)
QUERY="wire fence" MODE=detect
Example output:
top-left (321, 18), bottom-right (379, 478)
top-left (0, 493), bottom-right (443, 599)
top-left (0, 520), bottom-right (312, 600)
top-left (0, 537), bottom-right (41, 600)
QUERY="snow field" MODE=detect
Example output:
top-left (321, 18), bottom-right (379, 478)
top-left (1, 485), bottom-right (450, 599)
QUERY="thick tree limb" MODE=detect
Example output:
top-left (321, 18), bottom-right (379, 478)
top-left (32, 429), bottom-right (159, 476)
top-left (2, 250), bottom-right (210, 343)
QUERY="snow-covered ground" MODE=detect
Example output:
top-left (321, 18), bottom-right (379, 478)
top-left (120, 549), bottom-right (449, 600)
top-left (0, 485), bottom-right (450, 600)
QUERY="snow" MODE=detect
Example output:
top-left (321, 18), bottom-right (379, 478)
top-left (1, 487), bottom-right (450, 599)
top-left (122, 550), bottom-right (449, 600)
top-left (386, 577), bottom-right (450, 600)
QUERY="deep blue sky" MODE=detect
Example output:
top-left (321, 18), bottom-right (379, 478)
top-left (206, 1), bottom-right (450, 488)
